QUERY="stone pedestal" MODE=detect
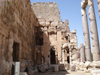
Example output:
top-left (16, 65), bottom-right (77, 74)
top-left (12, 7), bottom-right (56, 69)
top-left (88, 0), bottom-right (100, 61)
top-left (81, 8), bottom-right (92, 61)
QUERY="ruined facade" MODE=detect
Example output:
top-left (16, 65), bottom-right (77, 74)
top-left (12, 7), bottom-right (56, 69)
top-left (32, 2), bottom-right (78, 68)
top-left (0, 0), bottom-right (78, 75)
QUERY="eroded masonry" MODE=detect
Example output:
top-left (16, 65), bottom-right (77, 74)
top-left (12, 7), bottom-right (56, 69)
top-left (0, 0), bottom-right (100, 75)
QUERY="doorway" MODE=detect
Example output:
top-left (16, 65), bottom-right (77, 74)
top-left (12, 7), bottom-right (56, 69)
top-left (50, 48), bottom-right (56, 64)
top-left (67, 56), bottom-right (70, 63)
top-left (11, 41), bottom-right (19, 75)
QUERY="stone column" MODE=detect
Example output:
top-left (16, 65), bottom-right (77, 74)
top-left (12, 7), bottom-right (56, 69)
top-left (80, 43), bottom-right (86, 62)
top-left (57, 30), bottom-right (62, 62)
top-left (43, 27), bottom-right (49, 65)
top-left (97, 0), bottom-right (100, 17)
top-left (62, 49), bottom-right (65, 63)
top-left (88, 0), bottom-right (100, 61)
top-left (81, 8), bottom-right (92, 61)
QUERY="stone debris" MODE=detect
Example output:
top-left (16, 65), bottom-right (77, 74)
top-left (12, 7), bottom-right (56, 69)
top-left (38, 65), bottom-right (46, 73)
top-left (70, 64), bottom-right (76, 71)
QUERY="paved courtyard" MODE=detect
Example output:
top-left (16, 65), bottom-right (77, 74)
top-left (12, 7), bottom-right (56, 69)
top-left (34, 71), bottom-right (92, 75)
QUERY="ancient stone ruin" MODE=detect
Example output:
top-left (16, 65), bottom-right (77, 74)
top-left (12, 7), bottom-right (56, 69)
top-left (0, 0), bottom-right (100, 75)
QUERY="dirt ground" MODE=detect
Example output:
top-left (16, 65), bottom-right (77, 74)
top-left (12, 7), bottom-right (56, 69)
top-left (34, 71), bottom-right (92, 75)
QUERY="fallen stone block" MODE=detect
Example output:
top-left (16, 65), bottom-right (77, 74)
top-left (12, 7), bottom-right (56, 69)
top-left (53, 65), bottom-right (59, 72)
top-left (20, 72), bottom-right (28, 75)
top-left (70, 64), bottom-right (76, 71)
top-left (59, 64), bottom-right (65, 71)
top-left (38, 65), bottom-right (46, 72)
top-left (91, 70), bottom-right (100, 75)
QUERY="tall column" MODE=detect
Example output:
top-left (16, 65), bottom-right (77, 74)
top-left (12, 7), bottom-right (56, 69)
top-left (57, 30), bottom-right (62, 62)
top-left (81, 7), bottom-right (92, 61)
top-left (43, 27), bottom-right (49, 65)
top-left (97, 0), bottom-right (100, 17)
top-left (88, 0), bottom-right (100, 61)
top-left (80, 43), bottom-right (86, 62)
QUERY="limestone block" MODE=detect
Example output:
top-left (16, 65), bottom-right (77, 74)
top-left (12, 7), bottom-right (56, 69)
top-left (38, 65), bottom-right (46, 72)
top-left (71, 30), bottom-right (76, 34)
top-left (28, 70), bottom-right (34, 75)
top-left (98, 4), bottom-right (100, 11)
top-left (88, 0), bottom-right (93, 6)
top-left (91, 34), bottom-right (98, 41)
top-left (90, 21), bottom-right (97, 33)
top-left (65, 64), bottom-right (70, 70)
top-left (81, 0), bottom-right (88, 9)
top-left (46, 21), bottom-right (50, 26)
top-left (84, 61), bottom-right (91, 68)
top-left (84, 68), bottom-right (90, 73)
top-left (70, 64), bottom-right (76, 71)
top-left (0, 59), bottom-right (7, 75)
top-left (63, 43), bottom-right (68, 49)
top-left (51, 21), bottom-right (58, 26)
top-left (53, 65), bottom-right (59, 72)
top-left (81, 9), bottom-right (86, 16)
top-left (20, 72), bottom-right (28, 75)
top-left (91, 70), bottom-right (100, 75)
top-left (97, 0), bottom-right (100, 3)
top-left (92, 47), bottom-right (100, 53)
top-left (20, 60), bottom-right (27, 72)
top-left (89, 13), bottom-right (95, 21)
top-left (92, 41), bottom-right (99, 47)
top-left (59, 64), bottom-right (65, 71)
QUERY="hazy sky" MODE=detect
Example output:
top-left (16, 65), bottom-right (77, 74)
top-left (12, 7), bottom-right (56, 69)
top-left (30, 0), bottom-right (100, 49)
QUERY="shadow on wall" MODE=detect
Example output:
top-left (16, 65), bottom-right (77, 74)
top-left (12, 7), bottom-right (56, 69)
top-left (34, 26), bottom-right (70, 73)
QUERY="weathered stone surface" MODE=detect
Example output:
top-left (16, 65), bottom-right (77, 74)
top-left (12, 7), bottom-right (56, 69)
top-left (81, 7), bottom-right (92, 61)
top-left (20, 72), bottom-right (28, 75)
top-left (0, 0), bottom-right (36, 74)
top-left (88, 0), bottom-right (100, 61)
top-left (59, 64), bottom-right (65, 71)
top-left (38, 65), bottom-right (46, 73)
top-left (53, 65), bottom-right (59, 72)
top-left (70, 64), bottom-right (76, 71)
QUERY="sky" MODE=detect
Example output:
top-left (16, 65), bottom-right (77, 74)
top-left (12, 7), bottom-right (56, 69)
top-left (30, 0), bottom-right (100, 50)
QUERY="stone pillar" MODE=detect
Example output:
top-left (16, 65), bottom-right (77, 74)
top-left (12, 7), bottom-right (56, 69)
top-left (43, 27), bottom-right (49, 65)
top-left (81, 8), bottom-right (92, 61)
top-left (88, 0), bottom-right (100, 61)
top-left (57, 30), bottom-right (62, 62)
top-left (62, 50), bottom-right (65, 63)
top-left (97, 0), bottom-right (100, 17)
top-left (80, 43), bottom-right (86, 62)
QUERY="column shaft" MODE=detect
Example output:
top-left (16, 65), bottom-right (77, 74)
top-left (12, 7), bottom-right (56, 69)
top-left (81, 8), bottom-right (92, 61)
top-left (88, 0), bottom-right (100, 61)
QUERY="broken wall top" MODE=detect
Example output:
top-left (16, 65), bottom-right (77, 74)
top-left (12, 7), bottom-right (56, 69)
top-left (32, 2), bottom-right (60, 22)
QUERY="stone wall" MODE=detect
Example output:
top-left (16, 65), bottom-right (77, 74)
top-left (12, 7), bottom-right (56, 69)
top-left (0, 0), bottom-right (37, 74)
top-left (32, 2), bottom-right (60, 27)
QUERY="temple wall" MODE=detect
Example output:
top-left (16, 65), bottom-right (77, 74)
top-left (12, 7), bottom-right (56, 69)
top-left (0, 0), bottom-right (38, 74)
